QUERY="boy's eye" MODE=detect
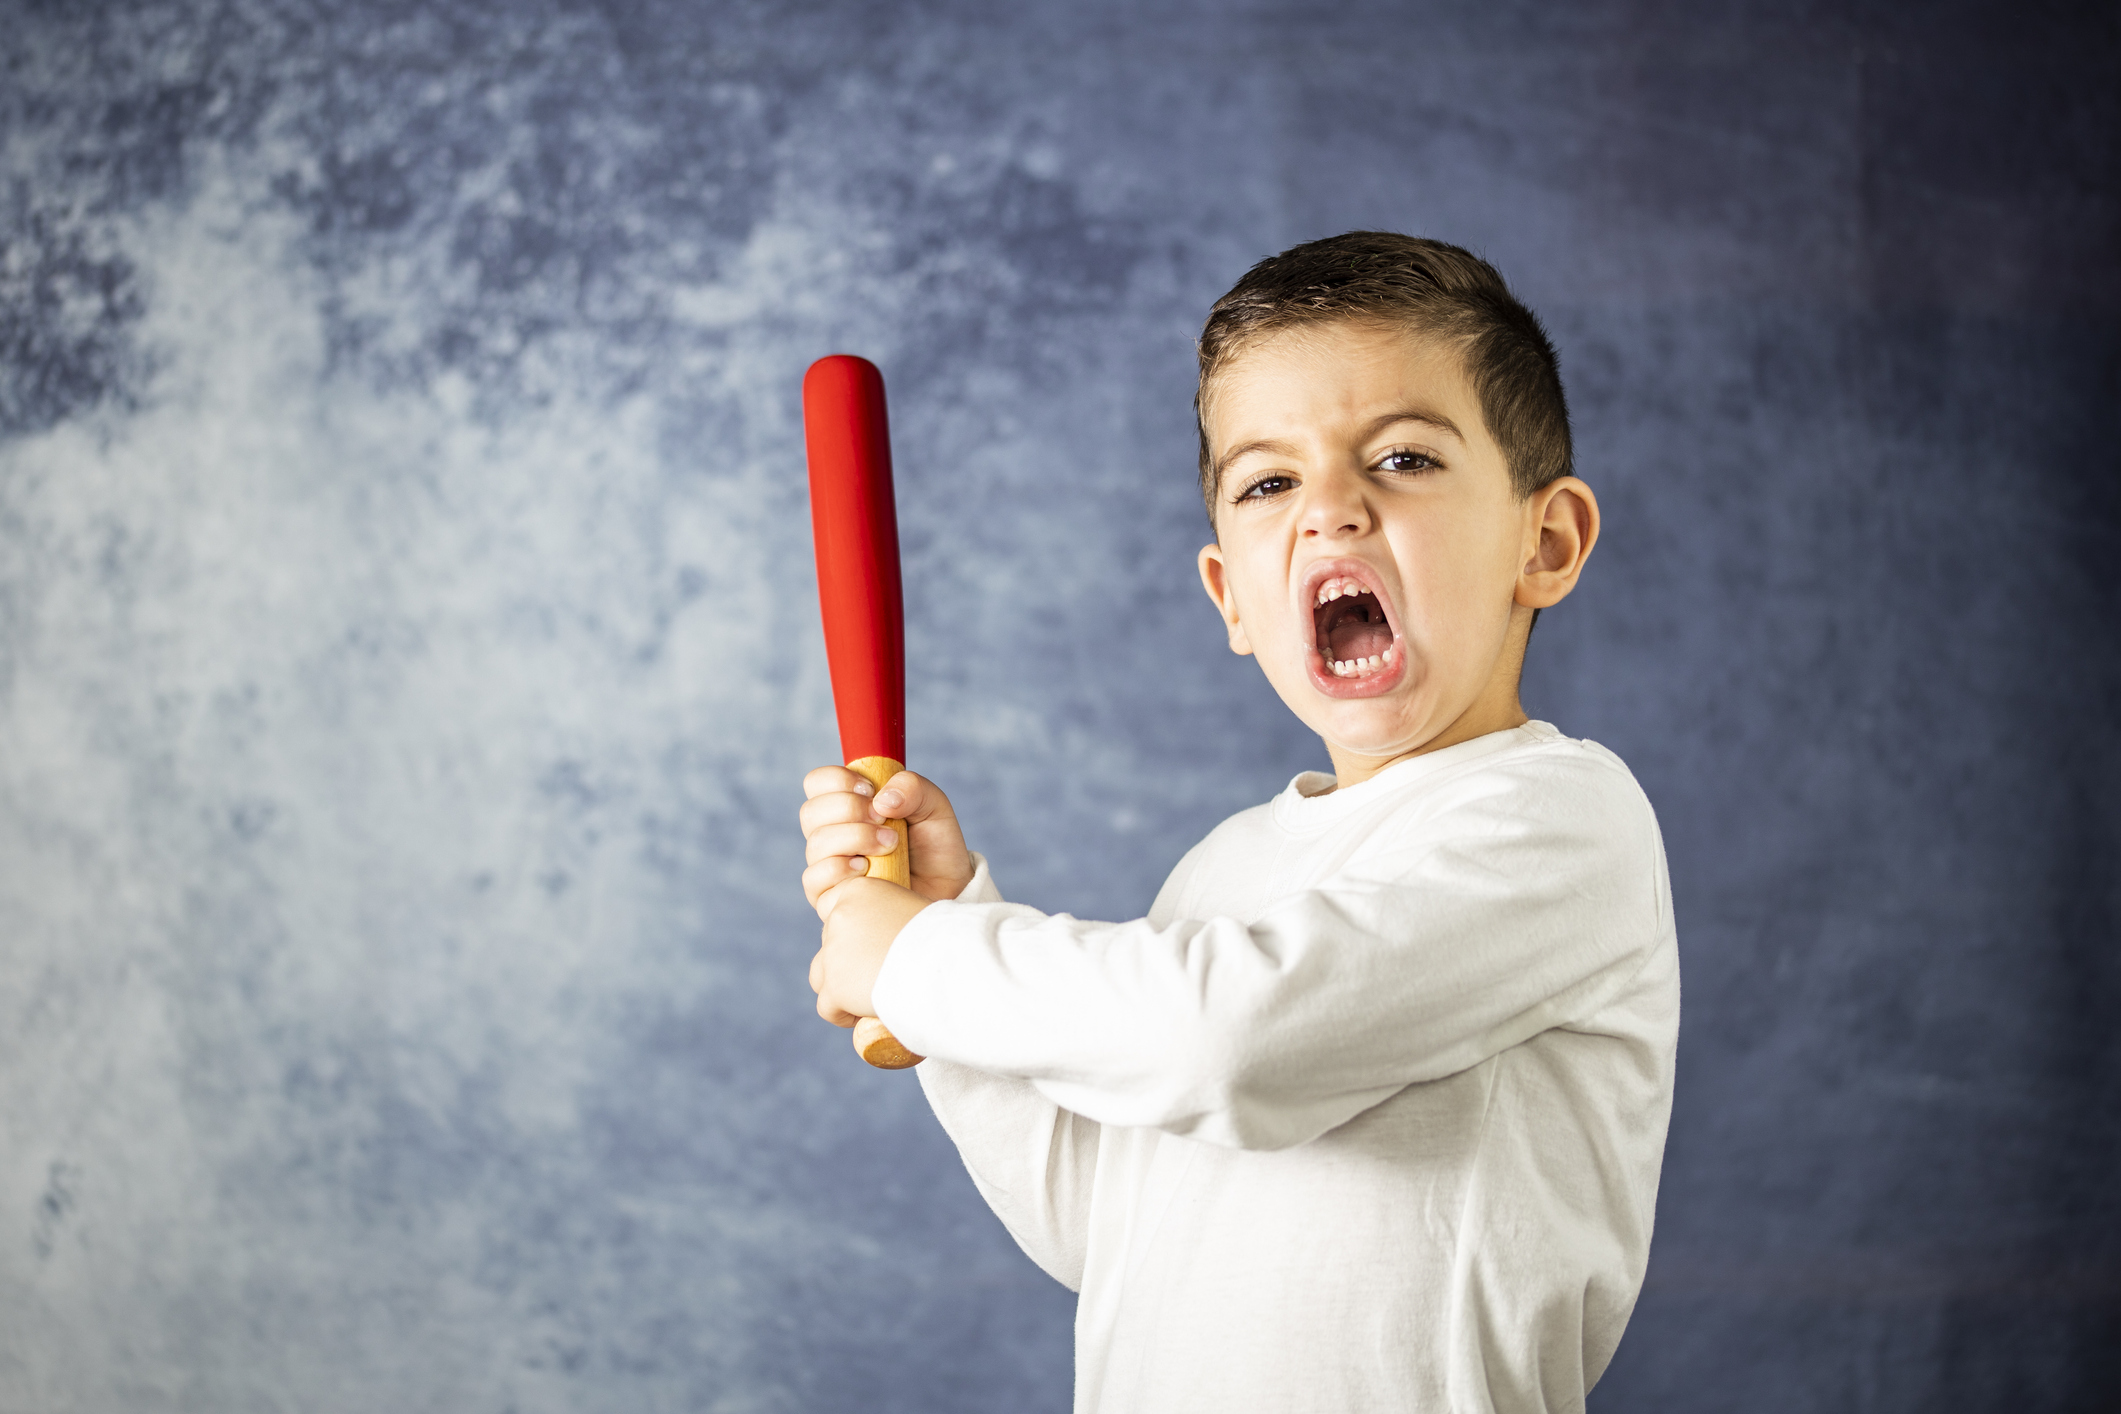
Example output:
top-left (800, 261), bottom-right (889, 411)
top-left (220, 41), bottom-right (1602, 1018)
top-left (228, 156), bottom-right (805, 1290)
top-left (1376, 449), bottom-right (1438, 474)
top-left (1234, 475), bottom-right (1295, 503)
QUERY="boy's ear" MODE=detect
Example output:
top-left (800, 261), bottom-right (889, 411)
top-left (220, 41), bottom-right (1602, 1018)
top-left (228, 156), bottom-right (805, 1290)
top-left (1515, 476), bottom-right (1601, 610)
top-left (1197, 542), bottom-right (1254, 656)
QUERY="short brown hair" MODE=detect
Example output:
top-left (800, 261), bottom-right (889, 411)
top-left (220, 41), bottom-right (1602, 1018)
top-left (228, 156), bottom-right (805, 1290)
top-left (1195, 232), bottom-right (1572, 518)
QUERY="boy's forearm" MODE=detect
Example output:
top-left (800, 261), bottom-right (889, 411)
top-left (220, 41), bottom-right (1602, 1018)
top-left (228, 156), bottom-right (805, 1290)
top-left (881, 903), bottom-right (1378, 1148)
top-left (874, 823), bottom-right (1663, 1151)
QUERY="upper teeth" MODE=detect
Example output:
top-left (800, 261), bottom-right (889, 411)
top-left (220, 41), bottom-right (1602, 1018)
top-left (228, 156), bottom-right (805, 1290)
top-left (1315, 576), bottom-right (1369, 606)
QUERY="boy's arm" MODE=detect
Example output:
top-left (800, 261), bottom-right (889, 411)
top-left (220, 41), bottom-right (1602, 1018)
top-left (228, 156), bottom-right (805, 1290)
top-left (871, 753), bottom-right (1673, 1152)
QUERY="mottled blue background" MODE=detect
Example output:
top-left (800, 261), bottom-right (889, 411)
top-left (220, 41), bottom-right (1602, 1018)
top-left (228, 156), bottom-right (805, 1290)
top-left (2, 2), bottom-right (2115, 1410)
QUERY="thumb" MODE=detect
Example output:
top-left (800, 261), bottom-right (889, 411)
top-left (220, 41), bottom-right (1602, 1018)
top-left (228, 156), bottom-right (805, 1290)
top-left (874, 771), bottom-right (953, 827)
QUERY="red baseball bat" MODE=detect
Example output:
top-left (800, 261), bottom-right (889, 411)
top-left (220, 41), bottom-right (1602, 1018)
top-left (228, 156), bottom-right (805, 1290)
top-left (802, 354), bottom-right (922, 1070)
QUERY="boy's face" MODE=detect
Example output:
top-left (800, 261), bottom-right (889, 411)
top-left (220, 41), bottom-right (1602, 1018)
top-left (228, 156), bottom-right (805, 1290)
top-left (1197, 320), bottom-right (1588, 780)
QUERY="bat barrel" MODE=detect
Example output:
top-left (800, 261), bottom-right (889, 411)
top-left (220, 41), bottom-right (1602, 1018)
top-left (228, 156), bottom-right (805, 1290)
top-left (803, 355), bottom-right (905, 768)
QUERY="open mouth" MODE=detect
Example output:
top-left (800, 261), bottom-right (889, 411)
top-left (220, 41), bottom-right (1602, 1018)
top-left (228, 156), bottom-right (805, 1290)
top-left (1304, 563), bottom-right (1406, 697)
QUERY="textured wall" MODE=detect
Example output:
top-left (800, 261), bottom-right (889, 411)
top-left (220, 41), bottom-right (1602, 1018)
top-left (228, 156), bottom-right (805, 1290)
top-left (2, 2), bottom-right (2114, 1410)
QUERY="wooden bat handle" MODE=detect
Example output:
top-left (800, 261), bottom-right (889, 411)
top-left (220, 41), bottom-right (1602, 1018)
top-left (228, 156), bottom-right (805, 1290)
top-left (846, 755), bottom-right (923, 1070)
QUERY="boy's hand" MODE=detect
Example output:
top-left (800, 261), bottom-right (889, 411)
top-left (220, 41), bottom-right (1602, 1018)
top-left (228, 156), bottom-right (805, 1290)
top-left (798, 766), bottom-right (975, 914)
top-left (807, 876), bottom-right (933, 1027)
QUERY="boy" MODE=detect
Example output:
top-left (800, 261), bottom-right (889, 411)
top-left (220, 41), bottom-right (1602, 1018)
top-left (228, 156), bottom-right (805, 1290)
top-left (796, 232), bottom-right (1678, 1412)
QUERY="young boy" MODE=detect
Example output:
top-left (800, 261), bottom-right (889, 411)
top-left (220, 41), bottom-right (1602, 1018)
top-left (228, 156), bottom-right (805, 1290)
top-left (796, 232), bottom-right (1678, 1413)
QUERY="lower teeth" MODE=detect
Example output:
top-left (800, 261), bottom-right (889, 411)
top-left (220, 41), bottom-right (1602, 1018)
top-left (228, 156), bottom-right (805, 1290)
top-left (1324, 647), bottom-right (1395, 677)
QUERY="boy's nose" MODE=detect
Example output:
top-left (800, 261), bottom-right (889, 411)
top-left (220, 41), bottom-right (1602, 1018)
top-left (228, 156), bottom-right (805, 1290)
top-left (1299, 474), bottom-right (1372, 539)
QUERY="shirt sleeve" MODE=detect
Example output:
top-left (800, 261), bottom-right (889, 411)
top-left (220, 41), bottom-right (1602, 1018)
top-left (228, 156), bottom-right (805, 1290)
top-left (898, 855), bottom-right (1102, 1289)
top-left (873, 756), bottom-right (1668, 1152)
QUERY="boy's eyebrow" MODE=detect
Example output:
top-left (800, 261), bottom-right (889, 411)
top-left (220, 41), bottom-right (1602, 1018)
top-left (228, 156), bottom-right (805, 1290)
top-left (1212, 436), bottom-right (1304, 480)
top-left (1359, 408), bottom-right (1467, 446)
top-left (1212, 410), bottom-right (1469, 480)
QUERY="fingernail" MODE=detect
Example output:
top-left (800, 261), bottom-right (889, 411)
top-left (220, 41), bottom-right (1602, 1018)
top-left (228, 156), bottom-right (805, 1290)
top-left (876, 828), bottom-right (898, 851)
top-left (848, 856), bottom-right (868, 874)
top-left (851, 780), bottom-right (874, 797)
top-left (875, 789), bottom-right (902, 811)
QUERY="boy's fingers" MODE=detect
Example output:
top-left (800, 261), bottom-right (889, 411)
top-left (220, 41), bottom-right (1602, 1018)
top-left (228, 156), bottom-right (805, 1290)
top-left (802, 856), bottom-right (867, 909)
top-left (815, 992), bottom-right (859, 1029)
top-left (802, 765), bottom-right (876, 802)
top-left (805, 821), bottom-right (900, 868)
top-left (798, 789), bottom-right (883, 836)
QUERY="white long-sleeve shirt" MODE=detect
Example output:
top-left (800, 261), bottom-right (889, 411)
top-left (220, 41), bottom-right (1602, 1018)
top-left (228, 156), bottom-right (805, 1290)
top-left (872, 721), bottom-right (1679, 1413)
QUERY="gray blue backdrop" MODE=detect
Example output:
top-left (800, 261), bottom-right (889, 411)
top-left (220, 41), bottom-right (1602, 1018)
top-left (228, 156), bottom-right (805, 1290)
top-left (2, 2), bottom-right (2115, 1410)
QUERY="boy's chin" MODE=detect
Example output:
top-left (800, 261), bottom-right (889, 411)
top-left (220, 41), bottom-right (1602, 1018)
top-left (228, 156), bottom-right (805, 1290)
top-left (1292, 684), bottom-right (1437, 759)
top-left (1260, 651), bottom-right (1431, 753)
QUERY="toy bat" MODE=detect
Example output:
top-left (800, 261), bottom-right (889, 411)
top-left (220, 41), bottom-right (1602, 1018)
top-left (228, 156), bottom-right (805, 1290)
top-left (803, 353), bottom-right (922, 1070)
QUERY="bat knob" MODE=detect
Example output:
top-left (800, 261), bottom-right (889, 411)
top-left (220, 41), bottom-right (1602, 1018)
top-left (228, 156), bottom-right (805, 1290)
top-left (853, 1016), bottom-right (922, 1069)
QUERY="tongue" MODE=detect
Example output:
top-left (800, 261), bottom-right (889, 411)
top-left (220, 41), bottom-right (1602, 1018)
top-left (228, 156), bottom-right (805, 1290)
top-left (1315, 593), bottom-right (1399, 657)
top-left (1328, 618), bottom-right (1392, 661)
